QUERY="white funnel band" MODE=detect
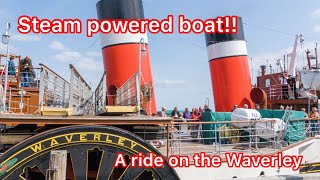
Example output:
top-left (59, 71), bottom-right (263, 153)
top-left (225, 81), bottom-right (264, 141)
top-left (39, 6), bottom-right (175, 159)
top-left (207, 40), bottom-right (248, 61)
top-left (100, 33), bottom-right (149, 48)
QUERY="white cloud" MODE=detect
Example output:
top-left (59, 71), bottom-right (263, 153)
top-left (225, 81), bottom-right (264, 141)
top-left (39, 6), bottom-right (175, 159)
top-left (314, 25), bottom-right (320, 32)
top-left (55, 51), bottom-right (81, 62)
top-left (11, 34), bottom-right (41, 42)
top-left (155, 80), bottom-right (188, 88)
top-left (49, 41), bottom-right (66, 51)
top-left (85, 51), bottom-right (102, 58)
top-left (310, 8), bottom-right (320, 18)
top-left (77, 57), bottom-right (103, 71)
top-left (54, 51), bottom-right (103, 71)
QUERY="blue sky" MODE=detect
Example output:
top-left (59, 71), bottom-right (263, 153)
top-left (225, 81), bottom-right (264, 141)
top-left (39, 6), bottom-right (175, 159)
top-left (0, 0), bottom-right (320, 111)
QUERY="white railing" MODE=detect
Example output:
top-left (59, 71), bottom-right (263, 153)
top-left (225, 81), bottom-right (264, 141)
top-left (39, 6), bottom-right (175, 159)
top-left (132, 118), bottom-right (313, 161)
top-left (116, 73), bottom-right (139, 107)
top-left (39, 64), bottom-right (70, 108)
top-left (69, 64), bottom-right (93, 115)
top-left (95, 72), bottom-right (107, 114)
top-left (260, 85), bottom-right (296, 100)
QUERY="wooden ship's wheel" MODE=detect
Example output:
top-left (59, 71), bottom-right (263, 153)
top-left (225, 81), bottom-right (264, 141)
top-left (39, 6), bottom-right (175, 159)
top-left (0, 125), bottom-right (180, 180)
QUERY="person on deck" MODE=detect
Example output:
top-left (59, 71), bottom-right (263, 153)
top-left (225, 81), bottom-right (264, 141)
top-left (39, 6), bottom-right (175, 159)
top-left (191, 108), bottom-right (200, 140)
top-left (20, 56), bottom-right (34, 87)
top-left (29, 68), bottom-right (36, 87)
top-left (231, 105), bottom-right (238, 112)
top-left (310, 107), bottom-right (319, 135)
top-left (160, 107), bottom-right (167, 117)
top-left (8, 57), bottom-right (16, 76)
top-left (204, 104), bottom-right (212, 112)
top-left (287, 75), bottom-right (297, 99)
top-left (278, 72), bottom-right (289, 99)
top-left (183, 108), bottom-right (192, 119)
top-left (279, 105), bottom-right (284, 110)
top-left (192, 108), bottom-right (200, 120)
top-left (301, 108), bottom-right (308, 118)
top-left (199, 107), bottom-right (203, 114)
top-left (171, 107), bottom-right (180, 118)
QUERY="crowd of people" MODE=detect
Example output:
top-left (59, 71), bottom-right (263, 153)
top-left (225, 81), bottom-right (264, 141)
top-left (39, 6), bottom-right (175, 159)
top-left (159, 105), bottom-right (212, 120)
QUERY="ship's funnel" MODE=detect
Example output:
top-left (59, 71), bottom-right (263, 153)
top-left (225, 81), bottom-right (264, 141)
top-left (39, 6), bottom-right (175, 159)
top-left (96, 0), bottom-right (156, 114)
top-left (205, 17), bottom-right (252, 112)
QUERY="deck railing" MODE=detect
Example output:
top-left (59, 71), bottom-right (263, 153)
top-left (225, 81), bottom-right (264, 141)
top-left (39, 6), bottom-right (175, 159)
top-left (132, 117), bottom-right (317, 161)
top-left (259, 85), bottom-right (318, 102)
top-left (6, 87), bottom-right (41, 114)
top-left (95, 72), bottom-right (107, 114)
top-left (39, 64), bottom-right (70, 108)
top-left (69, 64), bottom-right (93, 115)
top-left (116, 73), bottom-right (139, 107)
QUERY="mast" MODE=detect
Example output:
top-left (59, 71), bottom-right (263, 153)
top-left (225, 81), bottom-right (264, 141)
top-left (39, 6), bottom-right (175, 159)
top-left (306, 49), bottom-right (311, 70)
top-left (283, 55), bottom-right (286, 72)
top-left (316, 43), bottom-right (318, 69)
top-left (287, 34), bottom-right (303, 76)
top-left (277, 59), bottom-right (284, 72)
top-left (286, 54), bottom-right (289, 72)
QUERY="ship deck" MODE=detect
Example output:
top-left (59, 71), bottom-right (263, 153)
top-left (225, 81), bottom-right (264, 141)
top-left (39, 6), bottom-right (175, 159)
top-left (0, 114), bottom-right (172, 126)
top-left (157, 140), bottom-right (278, 159)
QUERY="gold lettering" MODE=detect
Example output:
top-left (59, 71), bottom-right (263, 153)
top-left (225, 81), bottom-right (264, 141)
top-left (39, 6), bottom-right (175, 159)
top-left (30, 143), bottom-right (42, 153)
top-left (94, 134), bottom-right (101, 141)
top-left (105, 135), bottom-right (112, 143)
top-left (65, 135), bottom-right (73, 142)
top-left (50, 139), bottom-right (59, 146)
top-left (131, 142), bottom-right (138, 149)
top-left (118, 137), bottom-right (125, 146)
top-left (80, 133), bottom-right (87, 141)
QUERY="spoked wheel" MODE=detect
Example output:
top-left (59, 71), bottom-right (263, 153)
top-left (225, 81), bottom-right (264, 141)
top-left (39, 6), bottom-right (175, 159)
top-left (0, 125), bottom-right (179, 180)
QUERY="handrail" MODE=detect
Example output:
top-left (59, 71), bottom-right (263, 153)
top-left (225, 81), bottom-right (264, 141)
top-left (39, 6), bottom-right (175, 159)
top-left (172, 119), bottom-right (277, 125)
top-left (69, 64), bottom-right (91, 88)
top-left (39, 63), bottom-right (69, 83)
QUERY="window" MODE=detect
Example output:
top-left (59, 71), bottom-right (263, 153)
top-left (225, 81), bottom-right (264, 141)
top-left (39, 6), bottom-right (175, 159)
top-left (265, 79), bottom-right (270, 87)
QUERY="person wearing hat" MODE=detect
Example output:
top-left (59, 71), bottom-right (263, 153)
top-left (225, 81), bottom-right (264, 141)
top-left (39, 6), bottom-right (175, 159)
top-left (8, 56), bottom-right (16, 75)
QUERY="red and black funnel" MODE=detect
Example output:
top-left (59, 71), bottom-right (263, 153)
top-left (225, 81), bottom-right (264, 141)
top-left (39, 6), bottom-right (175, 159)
top-left (205, 17), bottom-right (253, 112)
top-left (96, 0), bottom-right (156, 114)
